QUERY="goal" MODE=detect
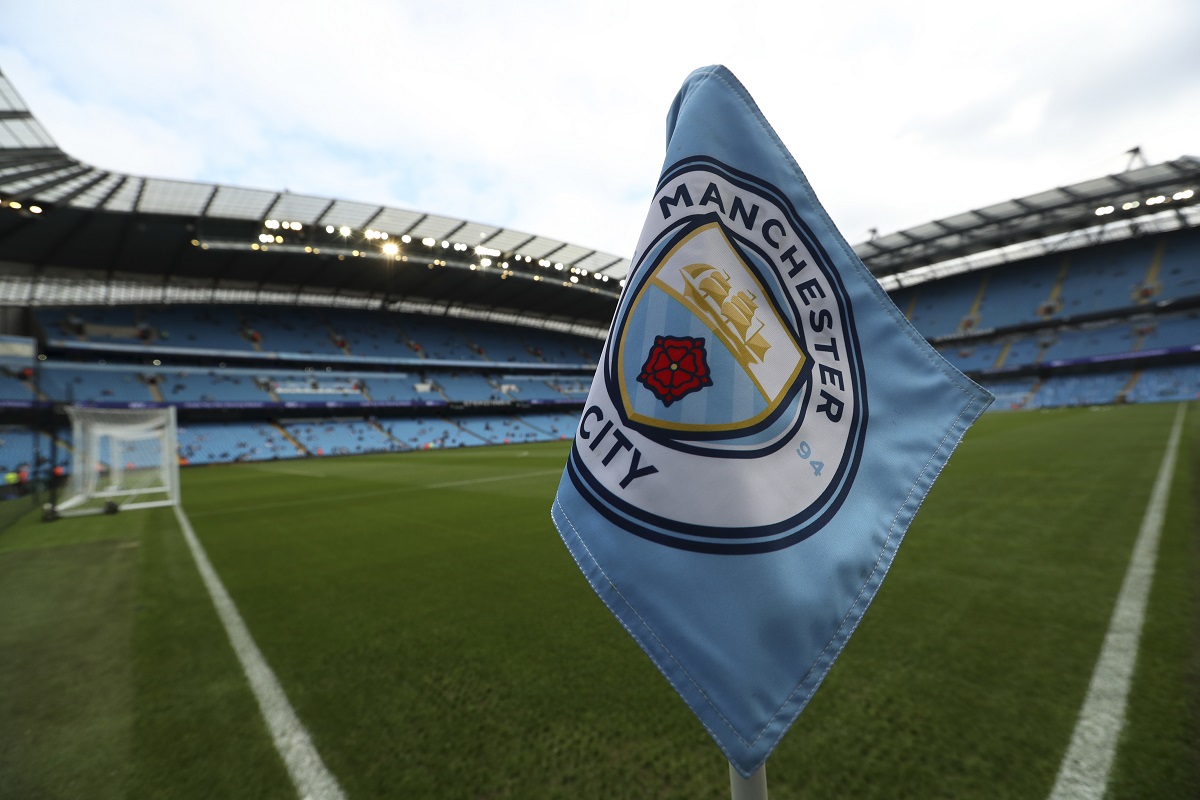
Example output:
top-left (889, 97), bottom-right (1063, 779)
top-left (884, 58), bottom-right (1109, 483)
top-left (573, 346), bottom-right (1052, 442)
top-left (54, 406), bottom-right (180, 516)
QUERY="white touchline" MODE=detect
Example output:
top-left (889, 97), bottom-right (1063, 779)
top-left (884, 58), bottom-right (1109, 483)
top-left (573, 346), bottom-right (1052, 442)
top-left (173, 505), bottom-right (347, 800)
top-left (190, 468), bottom-right (564, 517)
top-left (1048, 403), bottom-right (1186, 800)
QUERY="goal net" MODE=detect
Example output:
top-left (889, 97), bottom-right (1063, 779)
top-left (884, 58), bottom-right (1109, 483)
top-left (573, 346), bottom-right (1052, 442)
top-left (55, 406), bottom-right (180, 516)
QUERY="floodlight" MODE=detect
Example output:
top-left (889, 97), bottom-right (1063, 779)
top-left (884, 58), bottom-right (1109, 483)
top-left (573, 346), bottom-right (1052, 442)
top-left (339, 226), bottom-right (352, 236)
top-left (382, 242), bottom-right (399, 256)
top-left (1174, 189), bottom-right (1194, 200)
top-left (29, 205), bottom-right (42, 214)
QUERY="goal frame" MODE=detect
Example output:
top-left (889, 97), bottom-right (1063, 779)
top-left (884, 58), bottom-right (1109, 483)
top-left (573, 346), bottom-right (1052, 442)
top-left (55, 406), bottom-right (181, 516)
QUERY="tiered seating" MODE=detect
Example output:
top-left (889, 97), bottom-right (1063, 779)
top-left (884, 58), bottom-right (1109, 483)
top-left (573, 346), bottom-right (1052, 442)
top-left (519, 412), bottom-right (578, 439)
top-left (1030, 373), bottom-right (1131, 409)
top-left (359, 375), bottom-right (422, 403)
top-left (39, 365), bottom-right (153, 404)
top-left (939, 341), bottom-right (1006, 373)
top-left (892, 273), bottom-right (980, 339)
top-left (36, 304), bottom-right (605, 366)
top-left (0, 425), bottom-right (44, 473)
top-left (1124, 365), bottom-right (1200, 403)
top-left (1040, 324), bottom-right (1136, 363)
top-left (268, 374), bottom-right (365, 402)
top-left (454, 415), bottom-right (540, 444)
top-left (978, 377), bottom-right (1038, 410)
top-left (1138, 312), bottom-right (1200, 350)
top-left (973, 259), bottom-right (1051, 330)
top-left (396, 316), bottom-right (483, 361)
top-left (499, 377), bottom-right (565, 402)
top-left (11, 226), bottom-right (1189, 469)
top-left (324, 309), bottom-right (409, 358)
top-left (378, 418), bottom-right (466, 450)
top-left (282, 418), bottom-right (403, 456)
top-left (895, 228), bottom-right (1200, 343)
top-left (1056, 247), bottom-right (1145, 318)
top-left (177, 422), bottom-right (299, 464)
top-left (156, 370), bottom-right (271, 403)
top-left (241, 307), bottom-right (346, 356)
top-left (1157, 233), bottom-right (1200, 299)
top-left (0, 366), bottom-right (36, 402)
top-left (435, 373), bottom-right (501, 402)
top-left (550, 377), bottom-right (591, 399)
top-left (163, 307), bottom-right (258, 351)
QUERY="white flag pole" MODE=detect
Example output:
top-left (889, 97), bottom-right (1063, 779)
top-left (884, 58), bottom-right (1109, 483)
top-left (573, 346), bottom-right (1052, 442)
top-left (729, 762), bottom-right (768, 800)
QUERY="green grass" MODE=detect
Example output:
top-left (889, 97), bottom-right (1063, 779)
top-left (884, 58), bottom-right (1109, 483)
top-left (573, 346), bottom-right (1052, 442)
top-left (1, 404), bottom-right (1196, 798)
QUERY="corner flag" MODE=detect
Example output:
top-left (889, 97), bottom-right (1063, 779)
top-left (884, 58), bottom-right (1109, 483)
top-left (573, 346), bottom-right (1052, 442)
top-left (551, 65), bottom-right (993, 778)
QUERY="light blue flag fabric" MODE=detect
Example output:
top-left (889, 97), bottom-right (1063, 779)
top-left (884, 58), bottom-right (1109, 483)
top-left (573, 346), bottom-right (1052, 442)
top-left (551, 65), bottom-right (993, 778)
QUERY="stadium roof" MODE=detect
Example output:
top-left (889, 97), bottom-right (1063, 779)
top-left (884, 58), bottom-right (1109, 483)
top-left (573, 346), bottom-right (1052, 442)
top-left (0, 70), bottom-right (627, 331)
top-left (855, 155), bottom-right (1200, 280)
top-left (0, 67), bottom-right (1197, 329)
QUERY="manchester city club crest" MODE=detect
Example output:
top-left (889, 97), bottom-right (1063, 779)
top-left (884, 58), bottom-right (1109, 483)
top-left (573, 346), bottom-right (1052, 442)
top-left (566, 158), bottom-right (868, 553)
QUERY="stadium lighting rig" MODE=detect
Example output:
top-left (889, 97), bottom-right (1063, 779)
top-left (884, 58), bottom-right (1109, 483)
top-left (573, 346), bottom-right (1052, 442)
top-left (1095, 187), bottom-right (1195, 216)
top-left (1, 197), bottom-right (45, 216)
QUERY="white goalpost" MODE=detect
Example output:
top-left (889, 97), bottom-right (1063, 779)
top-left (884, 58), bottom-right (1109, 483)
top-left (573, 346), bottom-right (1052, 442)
top-left (54, 406), bottom-right (180, 516)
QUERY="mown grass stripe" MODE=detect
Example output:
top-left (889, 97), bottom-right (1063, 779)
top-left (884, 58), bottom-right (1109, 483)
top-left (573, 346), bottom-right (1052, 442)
top-left (173, 504), bottom-right (346, 800)
top-left (1048, 403), bottom-right (1187, 800)
top-left (188, 467), bottom-right (562, 517)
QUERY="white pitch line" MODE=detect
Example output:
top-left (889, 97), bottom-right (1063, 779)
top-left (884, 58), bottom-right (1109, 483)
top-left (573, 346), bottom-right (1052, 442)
top-left (425, 468), bottom-right (560, 489)
top-left (1048, 403), bottom-right (1186, 800)
top-left (189, 468), bottom-right (562, 517)
top-left (173, 504), bottom-right (346, 800)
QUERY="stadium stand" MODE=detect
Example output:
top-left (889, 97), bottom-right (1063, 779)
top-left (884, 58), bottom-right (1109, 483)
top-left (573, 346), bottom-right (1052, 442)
top-left (0, 65), bottom-right (1195, 491)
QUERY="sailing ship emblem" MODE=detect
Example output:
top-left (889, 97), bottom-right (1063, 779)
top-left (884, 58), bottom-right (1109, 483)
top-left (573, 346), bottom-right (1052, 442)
top-left (680, 263), bottom-right (772, 372)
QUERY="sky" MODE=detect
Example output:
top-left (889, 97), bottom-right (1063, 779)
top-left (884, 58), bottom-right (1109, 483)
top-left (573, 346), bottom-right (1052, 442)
top-left (1, 0), bottom-right (1197, 260)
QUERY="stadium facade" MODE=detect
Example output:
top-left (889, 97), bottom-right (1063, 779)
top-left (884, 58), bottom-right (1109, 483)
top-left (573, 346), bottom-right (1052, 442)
top-left (0, 67), bottom-right (1197, 508)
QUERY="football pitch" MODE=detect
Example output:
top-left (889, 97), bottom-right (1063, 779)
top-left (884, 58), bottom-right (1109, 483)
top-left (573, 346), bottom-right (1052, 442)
top-left (1, 402), bottom-right (1196, 799)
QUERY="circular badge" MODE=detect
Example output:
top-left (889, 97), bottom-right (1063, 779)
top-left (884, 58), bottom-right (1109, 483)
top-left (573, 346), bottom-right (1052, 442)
top-left (567, 158), bottom-right (867, 553)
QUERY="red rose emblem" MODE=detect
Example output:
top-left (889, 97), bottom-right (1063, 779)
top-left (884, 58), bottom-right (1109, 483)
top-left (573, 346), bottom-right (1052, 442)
top-left (636, 335), bottom-right (713, 406)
